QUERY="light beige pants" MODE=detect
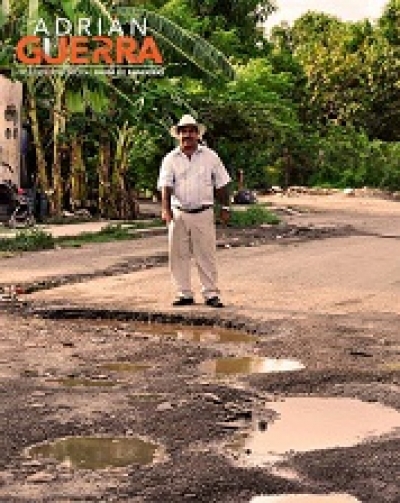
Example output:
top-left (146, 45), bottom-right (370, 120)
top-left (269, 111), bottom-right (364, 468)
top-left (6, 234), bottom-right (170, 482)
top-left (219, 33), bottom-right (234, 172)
top-left (169, 208), bottom-right (219, 300)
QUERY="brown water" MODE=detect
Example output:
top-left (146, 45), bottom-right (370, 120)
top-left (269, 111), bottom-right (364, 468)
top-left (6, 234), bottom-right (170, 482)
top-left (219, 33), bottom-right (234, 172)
top-left (100, 362), bottom-right (150, 373)
top-left (56, 377), bottom-right (115, 387)
top-left (178, 329), bottom-right (255, 344)
top-left (62, 319), bottom-right (255, 344)
top-left (27, 436), bottom-right (158, 469)
top-left (232, 397), bottom-right (400, 466)
top-left (200, 357), bottom-right (305, 376)
top-left (250, 495), bottom-right (360, 502)
top-left (151, 324), bottom-right (254, 343)
top-left (382, 362), bottom-right (400, 371)
top-left (130, 322), bottom-right (255, 344)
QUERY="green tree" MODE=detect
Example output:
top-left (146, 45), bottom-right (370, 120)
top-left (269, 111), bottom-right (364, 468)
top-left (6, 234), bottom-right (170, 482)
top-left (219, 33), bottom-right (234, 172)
top-left (379, 0), bottom-right (400, 45)
top-left (193, 58), bottom-right (302, 189)
top-left (273, 10), bottom-right (400, 141)
top-left (160, 0), bottom-right (275, 60)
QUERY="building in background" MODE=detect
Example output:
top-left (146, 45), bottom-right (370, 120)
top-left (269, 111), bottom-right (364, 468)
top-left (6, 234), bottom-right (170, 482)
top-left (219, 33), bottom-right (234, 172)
top-left (0, 74), bottom-right (31, 224)
top-left (0, 73), bottom-right (23, 188)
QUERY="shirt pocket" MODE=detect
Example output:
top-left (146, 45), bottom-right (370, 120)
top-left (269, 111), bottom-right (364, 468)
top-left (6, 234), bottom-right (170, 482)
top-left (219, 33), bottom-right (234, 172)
top-left (199, 166), bottom-right (213, 187)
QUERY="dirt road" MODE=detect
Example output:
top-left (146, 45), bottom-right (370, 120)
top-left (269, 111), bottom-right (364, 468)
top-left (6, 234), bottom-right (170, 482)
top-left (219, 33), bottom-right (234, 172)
top-left (0, 194), bottom-right (399, 502)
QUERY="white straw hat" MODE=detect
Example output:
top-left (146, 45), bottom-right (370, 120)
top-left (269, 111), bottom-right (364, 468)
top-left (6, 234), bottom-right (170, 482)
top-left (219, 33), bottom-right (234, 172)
top-left (170, 114), bottom-right (206, 138)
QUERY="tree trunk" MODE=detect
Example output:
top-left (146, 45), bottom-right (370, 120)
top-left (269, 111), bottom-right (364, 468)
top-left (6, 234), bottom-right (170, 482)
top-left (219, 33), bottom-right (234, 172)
top-left (110, 170), bottom-right (122, 219)
top-left (70, 137), bottom-right (86, 210)
top-left (51, 87), bottom-right (64, 216)
top-left (110, 122), bottom-right (139, 219)
top-left (98, 136), bottom-right (111, 217)
top-left (26, 78), bottom-right (49, 193)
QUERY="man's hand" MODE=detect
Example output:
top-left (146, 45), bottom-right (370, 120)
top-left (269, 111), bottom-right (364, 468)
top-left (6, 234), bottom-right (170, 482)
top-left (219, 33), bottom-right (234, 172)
top-left (219, 207), bottom-right (230, 226)
top-left (162, 208), bottom-right (173, 224)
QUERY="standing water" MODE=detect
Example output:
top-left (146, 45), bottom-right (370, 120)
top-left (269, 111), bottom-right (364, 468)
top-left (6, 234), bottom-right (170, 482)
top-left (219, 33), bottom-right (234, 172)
top-left (232, 397), bottom-right (400, 465)
top-left (250, 495), bottom-right (360, 502)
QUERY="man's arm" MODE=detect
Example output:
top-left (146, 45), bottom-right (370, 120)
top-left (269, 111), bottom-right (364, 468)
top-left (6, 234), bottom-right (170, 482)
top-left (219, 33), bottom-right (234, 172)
top-left (212, 150), bottom-right (231, 225)
top-left (215, 184), bottom-right (230, 207)
top-left (215, 183), bottom-right (230, 225)
top-left (161, 186), bottom-right (173, 224)
top-left (158, 155), bottom-right (174, 224)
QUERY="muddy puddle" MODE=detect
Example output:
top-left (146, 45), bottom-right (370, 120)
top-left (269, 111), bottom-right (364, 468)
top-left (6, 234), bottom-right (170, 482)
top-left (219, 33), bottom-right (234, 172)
top-left (100, 362), bottom-right (150, 373)
top-left (27, 436), bottom-right (159, 469)
top-left (230, 397), bottom-right (400, 465)
top-left (90, 319), bottom-right (256, 344)
top-left (250, 495), bottom-right (360, 502)
top-left (55, 377), bottom-right (115, 387)
top-left (200, 357), bottom-right (305, 376)
top-left (176, 328), bottom-right (255, 344)
top-left (140, 323), bottom-right (255, 344)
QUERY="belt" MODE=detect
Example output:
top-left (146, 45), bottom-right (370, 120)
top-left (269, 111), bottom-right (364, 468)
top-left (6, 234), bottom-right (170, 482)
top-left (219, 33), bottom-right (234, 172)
top-left (174, 205), bottom-right (213, 214)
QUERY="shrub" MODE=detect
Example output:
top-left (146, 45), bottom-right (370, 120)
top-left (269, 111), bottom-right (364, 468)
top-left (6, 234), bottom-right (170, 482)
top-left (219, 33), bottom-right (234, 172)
top-left (228, 205), bottom-right (280, 228)
top-left (0, 228), bottom-right (55, 252)
top-left (57, 224), bottom-right (133, 246)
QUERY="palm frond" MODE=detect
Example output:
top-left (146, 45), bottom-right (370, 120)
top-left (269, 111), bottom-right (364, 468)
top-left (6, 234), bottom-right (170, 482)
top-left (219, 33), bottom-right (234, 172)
top-left (105, 79), bottom-right (146, 115)
top-left (87, 0), bottom-right (234, 81)
top-left (27, 0), bottom-right (38, 35)
top-left (59, 0), bottom-right (81, 20)
top-left (65, 88), bottom-right (86, 114)
top-left (139, 8), bottom-right (235, 81)
top-left (0, 8), bottom-right (6, 27)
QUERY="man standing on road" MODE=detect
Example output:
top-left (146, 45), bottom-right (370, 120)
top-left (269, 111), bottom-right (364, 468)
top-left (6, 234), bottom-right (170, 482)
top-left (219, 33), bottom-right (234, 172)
top-left (158, 114), bottom-right (231, 308)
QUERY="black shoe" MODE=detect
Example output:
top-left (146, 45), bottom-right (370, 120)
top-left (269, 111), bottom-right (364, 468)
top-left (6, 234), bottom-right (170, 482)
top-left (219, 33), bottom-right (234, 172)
top-left (205, 296), bottom-right (224, 308)
top-left (172, 297), bottom-right (194, 306)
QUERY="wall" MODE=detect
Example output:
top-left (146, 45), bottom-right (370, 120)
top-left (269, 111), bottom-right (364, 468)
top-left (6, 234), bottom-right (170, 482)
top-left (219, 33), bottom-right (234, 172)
top-left (0, 74), bottom-right (23, 187)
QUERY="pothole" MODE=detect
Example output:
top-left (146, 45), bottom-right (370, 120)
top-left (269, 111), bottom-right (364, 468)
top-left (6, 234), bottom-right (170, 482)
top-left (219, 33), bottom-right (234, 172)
top-left (55, 377), bottom-right (116, 387)
top-left (200, 357), bottom-right (305, 376)
top-left (100, 362), bottom-right (150, 373)
top-left (381, 362), bottom-right (400, 371)
top-left (177, 328), bottom-right (256, 344)
top-left (131, 322), bottom-right (256, 344)
top-left (26, 436), bottom-right (159, 469)
top-left (230, 397), bottom-right (400, 466)
top-left (129, 393), bottom-right (169, 402)
top-left (250, 495), bottom-right (360, 502)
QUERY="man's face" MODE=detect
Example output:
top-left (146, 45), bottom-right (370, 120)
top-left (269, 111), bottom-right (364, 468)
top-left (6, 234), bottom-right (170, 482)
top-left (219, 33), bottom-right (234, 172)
top-left (178, 125), bottom-right (199, 150)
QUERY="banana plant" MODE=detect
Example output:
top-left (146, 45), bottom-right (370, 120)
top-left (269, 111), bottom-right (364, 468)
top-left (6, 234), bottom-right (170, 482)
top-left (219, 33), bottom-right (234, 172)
top-left (109, 120), bottom-right (138, 217)
top-left (2, 0), bottom-right (235, 216)
top-left (88, 0), bottom-right (235, 81)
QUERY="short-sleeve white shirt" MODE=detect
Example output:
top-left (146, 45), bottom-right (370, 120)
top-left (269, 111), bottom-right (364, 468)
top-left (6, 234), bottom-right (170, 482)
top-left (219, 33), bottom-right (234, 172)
top-left (157, 145), bottom-right (231, 210)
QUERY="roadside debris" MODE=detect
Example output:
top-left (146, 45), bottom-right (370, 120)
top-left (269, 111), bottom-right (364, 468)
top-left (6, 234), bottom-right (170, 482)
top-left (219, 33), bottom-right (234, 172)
top-left (0, 284), bottom-right (23, 301)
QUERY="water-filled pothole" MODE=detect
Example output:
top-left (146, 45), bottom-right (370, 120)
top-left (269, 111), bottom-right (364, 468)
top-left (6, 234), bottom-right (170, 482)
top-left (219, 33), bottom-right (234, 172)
top-left (56, 377), bottom-right (115, 387)
top-left (382, 362), bottom-right (400, 371)
top-left (250, 495), bottom-right (360, 502)
top-left (100, 362), bottom-right (150, 373)
top-left (27, 436), bottom-right (159, 469)
top-left (130, 322), bottom-right (256, 344)
top-left (231, 397), bottom-right (400, 465)
top-left (200, 357), bottom-right (305, 376)
top-left (177, 328), bottom-right (255, 344)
